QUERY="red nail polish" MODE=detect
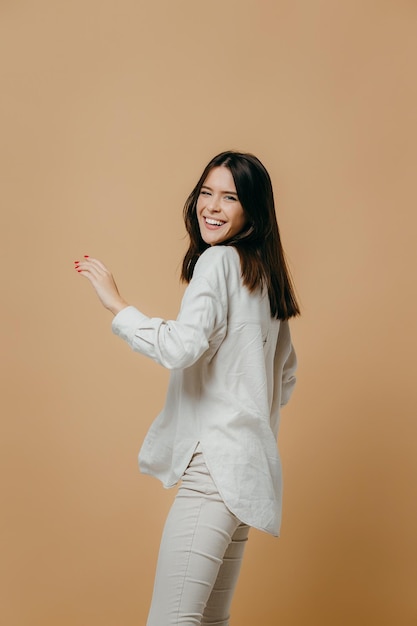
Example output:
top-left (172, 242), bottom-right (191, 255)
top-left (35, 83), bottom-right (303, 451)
top-left (74, 260), bottom-right (79, 263)
top-left (77, 269), bottom-right (82, 272)
top-left (84, 255), bottom-right (89, 258)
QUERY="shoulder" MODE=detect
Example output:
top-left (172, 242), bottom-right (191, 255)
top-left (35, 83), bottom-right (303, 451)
top-left (190, 247), bottom-right (241, 301)
top-left (193, 245), bottom-right (240, 279)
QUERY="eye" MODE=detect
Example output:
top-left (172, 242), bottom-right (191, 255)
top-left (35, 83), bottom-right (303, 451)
top-left (225, 195), bottom-right (238, 201)
top-left (200, 189), bottom-right (211, 196)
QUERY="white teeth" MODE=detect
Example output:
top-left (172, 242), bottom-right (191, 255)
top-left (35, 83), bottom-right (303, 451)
top-left (205, 218), bottom-right (224, 226)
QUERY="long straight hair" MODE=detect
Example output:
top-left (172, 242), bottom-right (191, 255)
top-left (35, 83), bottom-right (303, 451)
top-left (181, 151), bottom-right (300, 320)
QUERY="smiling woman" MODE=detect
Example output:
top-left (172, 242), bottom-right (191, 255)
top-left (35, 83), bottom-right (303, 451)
top-left (75, 150), bottom-right (299, 625)
top-left (182, 150), bottom-right (300, 320)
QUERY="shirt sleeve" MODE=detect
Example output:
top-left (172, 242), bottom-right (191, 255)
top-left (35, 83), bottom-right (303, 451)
top-left (111, 248), bottom-right (228, 370)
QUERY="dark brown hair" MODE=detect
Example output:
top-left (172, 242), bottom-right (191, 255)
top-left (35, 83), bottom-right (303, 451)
top-left (181, 151), bottom-right (300, 320)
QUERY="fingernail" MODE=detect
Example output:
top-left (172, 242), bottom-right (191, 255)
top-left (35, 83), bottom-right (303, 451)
top-left (84, 255), bottom-right (89, 258)
top-left (77, 269), bottom-right (82, 272)
top-left (74, 260), bottom-right (79, 263)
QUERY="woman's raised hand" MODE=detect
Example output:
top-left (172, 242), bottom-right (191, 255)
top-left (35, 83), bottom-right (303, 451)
top-left (74, 256), bottom-right (129, 316)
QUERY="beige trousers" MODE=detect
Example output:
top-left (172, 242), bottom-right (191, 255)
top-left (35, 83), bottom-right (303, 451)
top-left (146, 444), bottom-right (250, 626)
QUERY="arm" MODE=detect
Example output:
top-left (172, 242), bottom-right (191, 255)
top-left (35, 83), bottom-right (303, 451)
top-left (75, 250), bottom-right (227, 370)
top-left (111, 273), bottom-right (226, 369)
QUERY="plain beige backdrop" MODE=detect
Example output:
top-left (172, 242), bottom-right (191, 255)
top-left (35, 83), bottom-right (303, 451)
top-left (1, 1), bottom-right (416, 625)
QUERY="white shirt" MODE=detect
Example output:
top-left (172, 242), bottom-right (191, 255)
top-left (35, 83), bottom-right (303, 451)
top-left (112, 245), bottom-right (297, 535)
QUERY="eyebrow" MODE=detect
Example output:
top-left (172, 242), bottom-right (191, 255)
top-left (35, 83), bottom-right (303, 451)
top-left (201, 185), bottom-right (238, 195)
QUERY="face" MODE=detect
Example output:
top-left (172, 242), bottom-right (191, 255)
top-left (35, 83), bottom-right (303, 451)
top-left (196, 166), bottom-right (247, 246)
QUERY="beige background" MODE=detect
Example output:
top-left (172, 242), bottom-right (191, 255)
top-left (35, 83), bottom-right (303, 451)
top-left (1, 1), bottom-right (416, 624)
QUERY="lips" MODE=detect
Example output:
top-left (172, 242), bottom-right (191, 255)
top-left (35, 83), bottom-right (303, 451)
top-left (204, 216), bottom-right (225, 228)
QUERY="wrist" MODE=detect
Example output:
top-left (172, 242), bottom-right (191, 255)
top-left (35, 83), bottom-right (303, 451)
top-left (108, 299), bottom-right (129, 317)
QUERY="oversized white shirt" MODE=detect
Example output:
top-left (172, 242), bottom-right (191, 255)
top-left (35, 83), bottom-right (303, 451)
top-left (111, 245), bottom-right (297, 535)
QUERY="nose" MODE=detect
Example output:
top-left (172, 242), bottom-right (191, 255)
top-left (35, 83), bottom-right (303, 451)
top-left (206, 194), bottom-right (220, 212)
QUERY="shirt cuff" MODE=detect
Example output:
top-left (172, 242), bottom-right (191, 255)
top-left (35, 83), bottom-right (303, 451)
top-left (111, 305), bottom-right (149, 345)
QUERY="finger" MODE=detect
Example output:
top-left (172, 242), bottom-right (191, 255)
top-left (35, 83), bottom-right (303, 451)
top-left (75, 258), bottom-right (104, 272)
top-left (75, 267), bottom-right (97, 280)
top-left (74, 263), bottom-right (102, 280)
top-left (82, 256), bottom-right (109, 271)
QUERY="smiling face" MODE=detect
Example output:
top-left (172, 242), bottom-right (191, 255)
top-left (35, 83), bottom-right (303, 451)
top-left (196, 166), bottom-right (247, 246)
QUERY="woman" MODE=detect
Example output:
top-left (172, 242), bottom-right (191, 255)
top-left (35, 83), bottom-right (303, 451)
top-left (74, 150), bottom-right (299, 625)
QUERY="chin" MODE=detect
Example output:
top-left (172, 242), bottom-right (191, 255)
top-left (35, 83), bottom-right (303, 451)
top-left (203, 234), bottom-right (224, 246)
